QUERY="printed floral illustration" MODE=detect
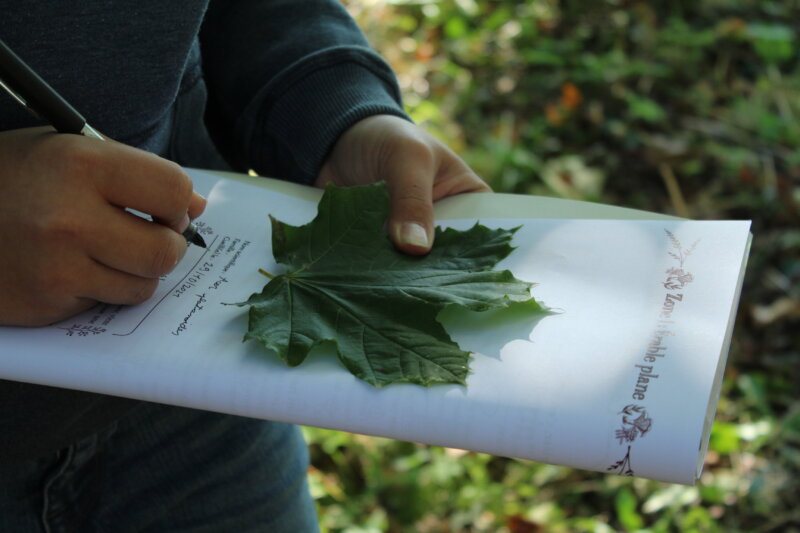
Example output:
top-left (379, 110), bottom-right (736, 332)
top-left (665, 229), bottom-right (699, 268)
top-left (59, 324), bottom-right (107, 337)
top-left (608, 229), bottom-right (700, 477)
top-left (615, 404), bottom-right (653, 444)
top-left (663, 267), bottom-right (694, 290)
top-left (607, 446), bottom-right (635, 476)
top-left (608, 405), bottom-right (652, 476)
top-left (192, 220), bottom-right (215, 236)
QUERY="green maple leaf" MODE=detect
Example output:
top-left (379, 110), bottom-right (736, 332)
top-left (239, 182), bottom-right (542, 387)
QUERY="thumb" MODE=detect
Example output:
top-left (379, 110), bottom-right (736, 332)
top-left (384, 151), bottom-right (436, 256)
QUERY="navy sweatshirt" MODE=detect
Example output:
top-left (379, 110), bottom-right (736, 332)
top-left (0, 0), bottom-right (406, 461)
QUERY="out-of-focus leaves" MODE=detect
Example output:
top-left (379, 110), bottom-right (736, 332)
top-left (711, 422), bottom-right (741, 455)
top-left (641, 485), bottom-right (699, 514)
top-left (623, 93), bottom-right (667, 124)
top-left (615, 488), bottom-right (644, 531)
top-left (311, 1), bottom-right (800, 531)
top-left (747, 24), bottom-right (795, 63)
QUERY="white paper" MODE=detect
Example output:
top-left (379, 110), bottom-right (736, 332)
top-left (0, 169), bottom-right (751, 484)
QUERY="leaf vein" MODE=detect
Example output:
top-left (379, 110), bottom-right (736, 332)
top-left (292, 279), bottom-right (464, 380)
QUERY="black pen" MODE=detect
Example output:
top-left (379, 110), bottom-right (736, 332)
top-left (0, 38), bottom-right (206, 248)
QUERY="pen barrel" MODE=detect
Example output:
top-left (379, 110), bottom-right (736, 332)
top-left (0, 39), bottom-right (86, 134)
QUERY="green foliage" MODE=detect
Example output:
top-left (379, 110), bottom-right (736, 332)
top-left (305, 0), bottom-right (800, 531)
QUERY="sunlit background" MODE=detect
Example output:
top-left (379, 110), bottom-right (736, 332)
top-left (303, 1), bottom-right (800, 531)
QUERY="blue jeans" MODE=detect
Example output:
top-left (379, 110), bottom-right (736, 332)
top-left (0, 402), bottom-right (320, 532)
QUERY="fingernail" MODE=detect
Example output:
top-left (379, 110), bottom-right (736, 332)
top-left (178, 213), bottom-right (190, 233)
top-left (399, 222), bottom-right (429, 248)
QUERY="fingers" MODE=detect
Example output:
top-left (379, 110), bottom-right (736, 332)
top-left (9, 253), bottom-right (161, 327)
top-left (188, 191), bottom-right (208, 220)
top-left (78, 260), bottom-right (160, 305)
top-left (38, 136), bottom-right (196, 276)
top-left (431, 153), bottom-right (492, 199)
top-left (317, 115), bottom-right (493, 256)
top-left (32, 255), bottom-right (161, 310)
top-left (85, 206), bottom-right (189, 278)
top-left (58, 136), bottom-right (196, 231)
top-left (384, 135), bottom-right (491, 256)
top-left (0, 128), bottom-right (204, 325)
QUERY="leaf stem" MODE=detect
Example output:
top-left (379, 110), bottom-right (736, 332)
top-left (258, 268), bottom-right (276, 279)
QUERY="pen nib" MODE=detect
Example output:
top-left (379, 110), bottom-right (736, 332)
top-left (183, 223), bottom-right (207, 248)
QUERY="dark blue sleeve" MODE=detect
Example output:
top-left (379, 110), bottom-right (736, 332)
top-left (199, 0), bottom-right (409, 184)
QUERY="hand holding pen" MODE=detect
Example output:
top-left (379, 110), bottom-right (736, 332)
top-left (0, 39), bottom-right (207, 326)
top-left (0, 38), bottom-right (206, 247)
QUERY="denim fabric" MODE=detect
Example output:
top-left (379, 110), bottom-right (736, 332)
top-left (0, 403), bottom-right (319, 532)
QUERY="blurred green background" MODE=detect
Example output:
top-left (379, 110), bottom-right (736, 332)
top-left (305, 1), bottom-right (800, 531)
